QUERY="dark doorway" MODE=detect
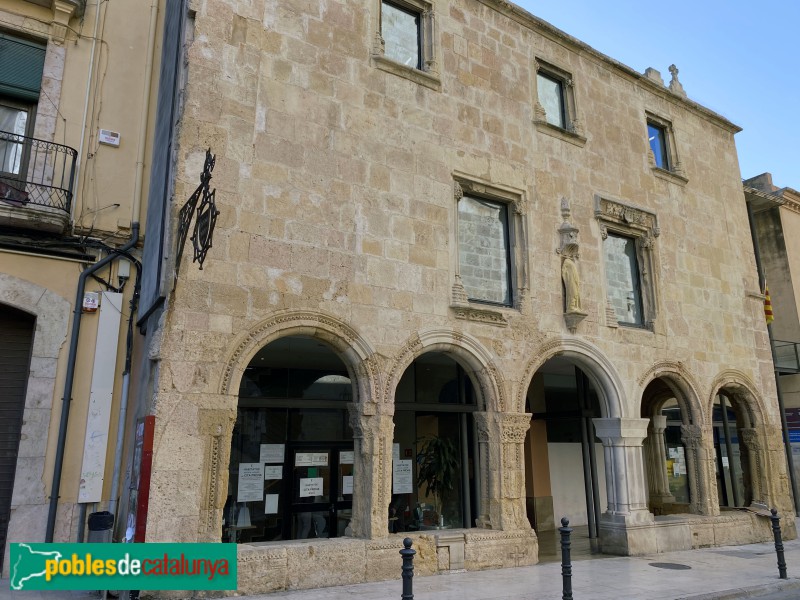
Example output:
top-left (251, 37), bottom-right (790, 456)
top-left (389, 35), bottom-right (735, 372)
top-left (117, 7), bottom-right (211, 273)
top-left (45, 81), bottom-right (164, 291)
top-left (0, 304), bottom-right (35, 570)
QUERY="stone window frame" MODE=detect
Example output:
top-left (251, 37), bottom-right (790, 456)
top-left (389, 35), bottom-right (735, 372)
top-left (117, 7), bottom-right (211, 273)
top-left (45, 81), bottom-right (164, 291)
top-left (595, 194), bottom-right (660, 331)
top-left (450, 173), bottom-right (529, 326)
top-left (371, 0), bottom-right (441, 91)
top-left (645, 112), bottom-right (688, 186)
top-left (533, 58), bottom-right (586, 147)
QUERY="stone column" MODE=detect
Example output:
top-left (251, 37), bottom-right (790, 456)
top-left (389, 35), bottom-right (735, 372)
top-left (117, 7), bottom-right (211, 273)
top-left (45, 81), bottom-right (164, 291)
top-left (680, 423), bottom-right (716, 515)
top-left (473, 411), bottom-right (532, 531)
top-left (593, 418), bottom-right (656, 555)
top-left (348, 403), bottom-right (394, 538)
top-left (761, 424), bottom-right (796, 534)
top-left (474, 411), bottom-right (499, 529)
top-left (644, 415), bottom-right (674, 513)
top-left (740, 427), bottom-right (766, 507)
top-left (499, 412), bottom-right (533, 530)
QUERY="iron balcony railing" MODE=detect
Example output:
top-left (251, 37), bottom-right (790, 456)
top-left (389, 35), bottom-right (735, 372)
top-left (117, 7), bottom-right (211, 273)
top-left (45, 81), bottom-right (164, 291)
top-left (774, 340), bottom-right (800, 373)
top-left (0, 130), bottom-right (77, 215)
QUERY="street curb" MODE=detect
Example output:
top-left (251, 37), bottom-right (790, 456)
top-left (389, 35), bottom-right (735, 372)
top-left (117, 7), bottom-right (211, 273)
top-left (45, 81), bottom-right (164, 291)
top-left (675, 578), bottom-right (800, 600)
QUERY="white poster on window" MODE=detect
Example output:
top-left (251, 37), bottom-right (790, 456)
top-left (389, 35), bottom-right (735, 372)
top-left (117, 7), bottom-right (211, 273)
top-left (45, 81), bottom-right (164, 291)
top-left (342, 475), bottom-right (354, 495)
top-left (299, 477), bottom-right (324, 498)
top-left (265, 494), bottom-right (279, 514)
top-left (264, 465), bottom-right (282, 480)
top-left (392, 459), bottom-right (413, 494)
top-left (296, 452), bottom-right (328, 467)
top-left (237, 463), bottom-right (264, 502)
top-left (340, 451), bottom-right (354, 464)
top-left (260, 444), bottom-right (285, 464)
top-left (393, 443), bottom-right (400, 461)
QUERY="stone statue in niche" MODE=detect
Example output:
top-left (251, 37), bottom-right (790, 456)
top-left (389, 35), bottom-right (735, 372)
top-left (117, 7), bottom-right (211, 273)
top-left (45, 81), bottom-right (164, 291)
top-left (562, 256), bottom-right (581, 313)
top-left (556, 197), bottom-right (588, 333)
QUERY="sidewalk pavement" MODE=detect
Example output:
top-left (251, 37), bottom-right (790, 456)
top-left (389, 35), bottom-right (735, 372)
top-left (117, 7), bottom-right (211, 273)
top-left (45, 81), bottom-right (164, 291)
top-left (2, 537), bottom-right (800, 600)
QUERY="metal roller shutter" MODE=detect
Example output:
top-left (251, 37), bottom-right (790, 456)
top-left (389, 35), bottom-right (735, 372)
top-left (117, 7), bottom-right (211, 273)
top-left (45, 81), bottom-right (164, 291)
top-left (0, 305), bottom-right (35, 570)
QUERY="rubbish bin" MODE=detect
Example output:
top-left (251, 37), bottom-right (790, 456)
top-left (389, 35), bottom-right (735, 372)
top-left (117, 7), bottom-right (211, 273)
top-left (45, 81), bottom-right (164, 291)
top-left (87, 511), bottom-right (114, 543)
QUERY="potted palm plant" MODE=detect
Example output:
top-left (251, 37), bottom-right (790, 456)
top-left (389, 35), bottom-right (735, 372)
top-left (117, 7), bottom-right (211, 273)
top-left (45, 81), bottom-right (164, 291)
top-left (416, 435), bottom-right (459, 527)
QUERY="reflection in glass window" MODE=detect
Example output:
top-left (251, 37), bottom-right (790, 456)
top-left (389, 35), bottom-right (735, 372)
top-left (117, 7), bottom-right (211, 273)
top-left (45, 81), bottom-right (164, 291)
top-left (227, 336), bottom-right (355, 543)
top-left (382, 1), bottom-right (420, 69)
top-left (648, 122), bottom-right (669, 170)
top-left (604, 233), bottom-right (643, 325)
top-left (0, 105), bottom-right (28, 175)
top-left (458, 195), bottom-right (512, 306)
top-left (392, 353), bottom-right (477, 532)
top-left (537, 72), bottom-right (565, 129)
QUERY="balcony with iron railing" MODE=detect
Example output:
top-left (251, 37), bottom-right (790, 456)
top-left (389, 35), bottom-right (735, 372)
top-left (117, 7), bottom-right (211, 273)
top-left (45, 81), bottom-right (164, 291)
top-left (774, 340), bottom-right (800, 374)
top-left (0, 130), bottom-right (77, 233)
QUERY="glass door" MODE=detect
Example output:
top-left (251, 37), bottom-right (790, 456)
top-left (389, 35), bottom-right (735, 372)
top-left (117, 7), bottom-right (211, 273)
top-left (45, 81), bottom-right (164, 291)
top-left (288, 444), bottom-right (352, 539)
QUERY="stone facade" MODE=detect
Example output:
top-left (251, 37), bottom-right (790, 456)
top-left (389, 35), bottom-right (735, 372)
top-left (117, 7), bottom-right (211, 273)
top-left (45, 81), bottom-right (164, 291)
top-left (135, 0), bottom-right (794, 595)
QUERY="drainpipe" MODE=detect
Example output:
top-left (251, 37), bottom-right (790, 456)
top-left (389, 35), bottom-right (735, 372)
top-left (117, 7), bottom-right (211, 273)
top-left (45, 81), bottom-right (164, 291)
top-left (71, 0), bottom-right (103, 226)
top-left (106, 0), bottom-right (159, 531)
top-left (45, 223), bottom-right (140, 542)
top-left (68, 0), bottom-right (159, 543)
top-left (745, 199), bottom-right (800, 515)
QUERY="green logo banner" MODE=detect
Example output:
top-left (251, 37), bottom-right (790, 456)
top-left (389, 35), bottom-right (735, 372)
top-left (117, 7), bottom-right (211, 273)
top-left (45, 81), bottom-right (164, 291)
top-left (9, 543), bottom-right (237, 591)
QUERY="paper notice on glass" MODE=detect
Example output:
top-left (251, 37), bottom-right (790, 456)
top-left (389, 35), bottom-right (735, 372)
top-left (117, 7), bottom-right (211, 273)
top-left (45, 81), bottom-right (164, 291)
top-left (393, 443), bottom-right (400, 461)
top-left (296, 452), bottom-right (328, 467)
top-left (673, 463), bottom-right (681, 477)
top-left (237, 463), bottom-right (264, 502)
top-left (265, 494), bottom-right (279, 514)
top-left (264, 465), bottom-right (282, 480)
top-left (260, 444), bottom-right (285, 464)
top-left (342, 475), bottom-right (354, 495)
top-left (668, 448), bottom-right (678, 459)
top-left (393, 459), bottom-right (413, 494)
top-left (340, 451), bottom-right (354, 464)
top-left (722, 456), bottom-right (730, 468)
top-left (299, 477), bottom-right (323, 498)
top-left (676, 446), bottom-right (685, 459)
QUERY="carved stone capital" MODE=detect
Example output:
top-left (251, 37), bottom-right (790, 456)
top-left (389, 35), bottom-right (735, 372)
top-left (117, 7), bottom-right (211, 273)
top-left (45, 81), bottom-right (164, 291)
top-left (740, 427), bottom-right (762, 451)
top-left (500, 413), bottom-right (531, 444)
top-left (680, 423), bottom-right (704, 448)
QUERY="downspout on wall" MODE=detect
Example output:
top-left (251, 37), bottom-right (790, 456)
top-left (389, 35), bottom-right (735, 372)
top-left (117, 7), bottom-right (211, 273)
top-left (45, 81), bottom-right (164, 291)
top-left (45, 223), bottom-right (140, 542)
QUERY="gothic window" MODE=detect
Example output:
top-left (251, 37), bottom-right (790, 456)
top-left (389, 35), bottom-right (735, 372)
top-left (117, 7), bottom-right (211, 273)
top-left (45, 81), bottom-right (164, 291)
top-left (595, 195), bottom-right (660, 329)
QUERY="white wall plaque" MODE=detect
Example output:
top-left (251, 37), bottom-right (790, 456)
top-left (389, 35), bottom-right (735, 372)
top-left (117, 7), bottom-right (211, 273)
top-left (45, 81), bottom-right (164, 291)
top-left (296, 452), bottom-right (328, 467)
top-left (264, 465), bottom-right (282, 480)
top-left (265, 494), bottom-right (279, 514)
top-left (237, 463), bottom-right (264, 502)
top-left (340, 451), bottom-right (354, 464)
top-left (260, 444), bottom-right (285, 464)
top-left (392, 459), bottom-right (413, 494)
top-left (342, 475), bottom-right (353, 495)
top-left (299, 477), bottom-right (324, 498)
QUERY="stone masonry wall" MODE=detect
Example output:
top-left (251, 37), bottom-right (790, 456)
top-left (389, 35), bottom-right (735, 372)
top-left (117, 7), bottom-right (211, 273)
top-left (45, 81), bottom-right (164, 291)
top-left (143, 0), bottom-right (786, 551)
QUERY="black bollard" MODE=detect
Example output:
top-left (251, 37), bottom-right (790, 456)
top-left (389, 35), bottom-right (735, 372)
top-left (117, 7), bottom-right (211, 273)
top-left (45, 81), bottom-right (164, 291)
top-left (770, 508), bottom-right (788, 579)
top-left (560, 517), bottom-right (573, 600)
top-left (400, 537), bottom-right (416, 600)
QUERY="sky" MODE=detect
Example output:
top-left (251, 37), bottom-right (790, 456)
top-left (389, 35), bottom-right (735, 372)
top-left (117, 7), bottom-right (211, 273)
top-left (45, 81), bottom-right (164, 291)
top-left (514, 1), bottom-right (798, 189)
